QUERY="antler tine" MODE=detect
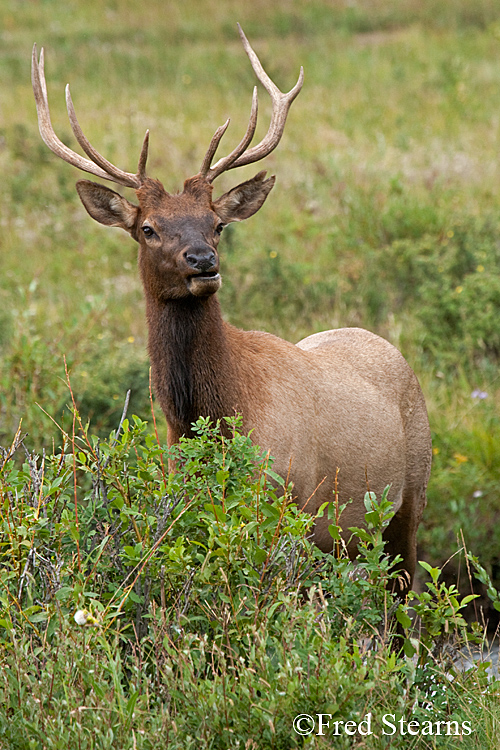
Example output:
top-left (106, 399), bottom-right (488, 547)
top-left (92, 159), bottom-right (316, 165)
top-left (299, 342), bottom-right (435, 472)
top-left (37, 47), bottom-right (49, 104)
top-left (231, 24), bottom-right (303, 170)
top-left (32, 44), bottom-right (146, 190)
top-left (65, 85), bottom-right (146, 188)
top-left (32, 45), bottom-right (111, 183)
top-left (137, 130), bottom-right (150, 182)
top-left (202, 87), bottom-right (258, 182)
top-left (200, 25), bottom-right (303, 183)
top-left (200, 119), bottom-right (231, 177)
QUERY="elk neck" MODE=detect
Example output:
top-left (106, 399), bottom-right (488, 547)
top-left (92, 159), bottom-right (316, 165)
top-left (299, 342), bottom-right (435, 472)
top-left (144, 294), bottom-right (242, 439)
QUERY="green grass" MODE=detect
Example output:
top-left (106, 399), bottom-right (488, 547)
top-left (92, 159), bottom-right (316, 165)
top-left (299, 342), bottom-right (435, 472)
top-left (1, 1), bottom-right (500, 744)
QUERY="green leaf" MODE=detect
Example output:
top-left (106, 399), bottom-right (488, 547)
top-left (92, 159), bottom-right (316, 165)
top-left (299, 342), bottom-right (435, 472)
top-left (316, 501), bottom-right (329, 518)
top-left (396, 608), bottom-right (412, 629)
top-left (68, 524), bottom-right (80, 543)
top-left (349, 526), bottom-right (371, 543)
top-left (254, 547), bottom-right (268, 564)
top-left (363, 491), bottom-right (377, 510)
top-left (418, 560), bottom-right (440, 582)
top-left (403, 639), bottom-right (416, 658)
top-left (264, 468), bottom-right (285, 486)
top-left (460, 594), bottom-right (479, 605)
top-left (54, 585), bottom-right (74, 601)
top-left (213, 505), bottom-right (227, 523)
top-left (216, 469), bottom-right (229, 486)
top-left (328, 523), bottom-right (341, 541)
top-left (126, 690), bottom-right (139, 719)
top-left (260, 503), bottom-right (280, 519)
top-left (29, 611), bottom-right (49, 623)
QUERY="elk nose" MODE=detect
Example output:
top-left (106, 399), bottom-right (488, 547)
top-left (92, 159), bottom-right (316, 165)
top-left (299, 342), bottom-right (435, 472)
top-left (184, 248), bottom-right (217, 273)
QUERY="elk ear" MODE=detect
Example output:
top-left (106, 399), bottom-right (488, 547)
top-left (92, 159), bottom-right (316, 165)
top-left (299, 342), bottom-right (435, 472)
top-left (213, 171), bottom-right (275, 223)
top-left (76, 180), bottom-right (139, 236)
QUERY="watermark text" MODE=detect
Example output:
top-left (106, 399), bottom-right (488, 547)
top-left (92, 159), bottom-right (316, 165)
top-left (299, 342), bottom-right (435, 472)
top-left (292, 713), bottom-right (472, 737)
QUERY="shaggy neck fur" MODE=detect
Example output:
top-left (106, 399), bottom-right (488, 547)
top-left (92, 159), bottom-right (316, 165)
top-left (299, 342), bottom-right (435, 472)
top-left (146, 295), bottom-right (240, 438)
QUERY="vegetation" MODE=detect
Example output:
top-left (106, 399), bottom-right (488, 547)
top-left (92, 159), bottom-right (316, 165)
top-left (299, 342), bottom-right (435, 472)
top-left (1, 416), bottom-right (499, 748)
top-left (1, 0), bottom-right (500, 747)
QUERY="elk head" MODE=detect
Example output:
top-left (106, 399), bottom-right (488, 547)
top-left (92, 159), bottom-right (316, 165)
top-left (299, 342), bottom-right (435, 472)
top-left (31, 25), bottom-right (303, 303)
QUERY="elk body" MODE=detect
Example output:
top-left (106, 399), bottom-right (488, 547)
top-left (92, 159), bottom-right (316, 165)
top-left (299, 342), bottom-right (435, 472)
top-left (32, 27), bottom-right (431, 591)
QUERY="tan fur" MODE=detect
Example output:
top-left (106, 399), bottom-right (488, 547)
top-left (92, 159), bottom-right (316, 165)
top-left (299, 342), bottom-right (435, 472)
top-left (221, 325), bottom-right (431, 571)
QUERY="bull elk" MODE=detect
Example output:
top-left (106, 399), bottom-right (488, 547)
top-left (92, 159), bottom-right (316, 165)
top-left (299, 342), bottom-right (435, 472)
top-left (32, 26), bottom-right (431, 592)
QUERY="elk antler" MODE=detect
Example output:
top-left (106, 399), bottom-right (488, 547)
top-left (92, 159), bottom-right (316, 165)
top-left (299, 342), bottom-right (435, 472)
top-left (200, 24), bottom-right (304, 183)
top-left (31, 44), bottom-right (149, 189)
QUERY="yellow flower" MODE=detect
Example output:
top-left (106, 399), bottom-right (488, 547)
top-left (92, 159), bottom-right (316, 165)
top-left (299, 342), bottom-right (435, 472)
top-left (127, 336), bottom-right (135, 343)
top-left (432, 447), bottom-right (440, 455)
top-left (455, 286), bottom-right (463, 294)
top-left (269, 250), bottom-right (278, 259)
top-left (453, 453), bottom-right (468, 464)
top-left (477, 265), bottom-right (484, 273)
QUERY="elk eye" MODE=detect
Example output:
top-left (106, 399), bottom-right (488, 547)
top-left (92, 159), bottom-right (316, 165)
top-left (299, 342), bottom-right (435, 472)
top-left (142, 225), bottom-right (155, 238)
top-left (216, 223), bottom-right (224, 235)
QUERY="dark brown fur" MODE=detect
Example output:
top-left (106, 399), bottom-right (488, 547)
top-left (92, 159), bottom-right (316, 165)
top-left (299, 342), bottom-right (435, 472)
top-left (146, 295), bottom-right (240, 438)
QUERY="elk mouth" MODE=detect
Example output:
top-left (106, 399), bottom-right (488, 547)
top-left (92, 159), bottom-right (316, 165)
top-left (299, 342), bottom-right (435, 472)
top-left (186, 271), bottom-right (222, 296)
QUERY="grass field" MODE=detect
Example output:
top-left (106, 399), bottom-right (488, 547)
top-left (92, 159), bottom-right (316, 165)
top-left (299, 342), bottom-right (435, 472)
top-left (1, 0), bottom-right (500, 747)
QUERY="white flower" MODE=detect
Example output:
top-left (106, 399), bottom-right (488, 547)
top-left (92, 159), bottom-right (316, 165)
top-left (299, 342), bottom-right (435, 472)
top-left (74, 609), bottom-right (99, 626)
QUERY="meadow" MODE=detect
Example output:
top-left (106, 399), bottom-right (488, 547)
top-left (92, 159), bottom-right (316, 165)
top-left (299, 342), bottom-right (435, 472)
top-left (1, 0), bottom-right (500, 747)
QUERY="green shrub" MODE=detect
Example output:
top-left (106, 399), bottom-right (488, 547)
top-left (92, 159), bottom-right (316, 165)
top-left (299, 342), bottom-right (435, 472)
top-left (0, 416), bottom-right (498, 748)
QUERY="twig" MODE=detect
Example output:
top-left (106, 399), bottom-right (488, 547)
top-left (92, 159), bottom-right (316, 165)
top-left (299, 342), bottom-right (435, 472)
top-left (17, 548), bottom-right (36, 600)
top-left (103, 389), bottom-right (131, 469)
top-left (149, 368), bottom-right (166, 484)
top-left (64, 357), bottom-right (81, 572)
top-left (0, 422), bottom-right (26, 470)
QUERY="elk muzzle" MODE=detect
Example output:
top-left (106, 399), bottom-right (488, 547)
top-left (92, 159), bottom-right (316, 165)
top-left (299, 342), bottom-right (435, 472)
top-left (184, 246), bottom-right (221, 297)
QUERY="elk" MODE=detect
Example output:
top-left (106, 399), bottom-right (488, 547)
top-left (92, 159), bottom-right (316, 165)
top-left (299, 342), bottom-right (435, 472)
top-left (32, 26), bottom-right (431, 592)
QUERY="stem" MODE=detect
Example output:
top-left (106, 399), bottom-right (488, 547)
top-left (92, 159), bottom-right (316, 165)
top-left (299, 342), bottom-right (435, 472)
top-left (64, 357), bottom-right (82, 572)
top-left (149, 368), bottom-right (167, 486)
